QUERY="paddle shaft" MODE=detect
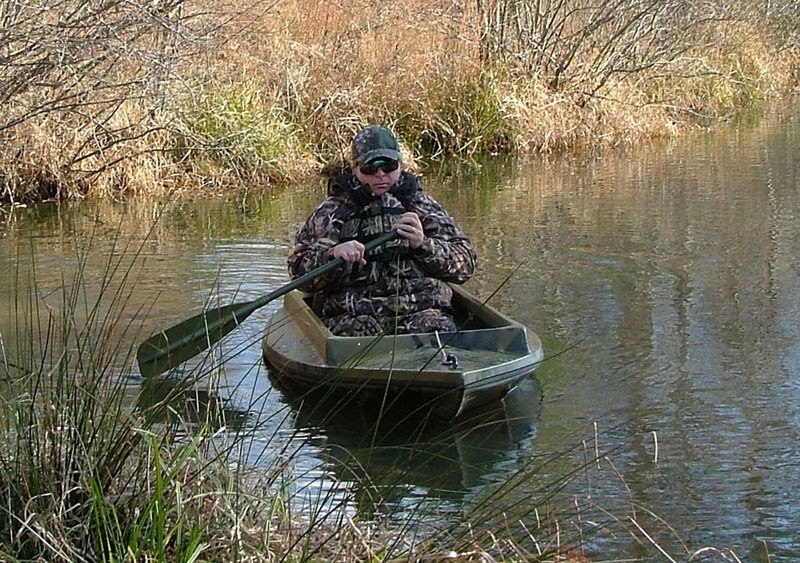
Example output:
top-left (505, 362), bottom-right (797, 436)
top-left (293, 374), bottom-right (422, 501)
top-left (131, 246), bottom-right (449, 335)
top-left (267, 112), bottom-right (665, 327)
top-left (137, 230), bottom-right (399, 378)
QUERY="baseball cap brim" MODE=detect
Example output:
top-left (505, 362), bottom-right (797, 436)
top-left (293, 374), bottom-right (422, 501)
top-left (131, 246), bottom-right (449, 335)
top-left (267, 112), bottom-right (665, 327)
top-left (356, 148), bottom-right (401, 166)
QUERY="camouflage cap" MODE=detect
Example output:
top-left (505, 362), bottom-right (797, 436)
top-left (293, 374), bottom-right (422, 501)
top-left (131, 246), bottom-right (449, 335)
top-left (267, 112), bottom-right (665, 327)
top-left (351, 125), bottom-right (401, 165)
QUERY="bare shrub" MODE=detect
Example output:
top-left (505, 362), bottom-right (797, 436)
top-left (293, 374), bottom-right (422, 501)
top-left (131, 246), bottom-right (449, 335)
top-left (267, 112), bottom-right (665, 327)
top-left (0, 0), bottom-right (229, 201)
top-left (468, 0), bottom-right (793, 101)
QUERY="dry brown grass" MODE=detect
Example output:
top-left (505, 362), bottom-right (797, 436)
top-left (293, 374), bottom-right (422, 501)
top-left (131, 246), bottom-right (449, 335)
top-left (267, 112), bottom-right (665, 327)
top-left (0, 0), bottom-right (797, 203)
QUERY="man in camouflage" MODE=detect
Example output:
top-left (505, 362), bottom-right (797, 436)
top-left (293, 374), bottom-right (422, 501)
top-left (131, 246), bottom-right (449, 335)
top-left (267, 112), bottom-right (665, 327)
top-left (288, 124), bottom-right (477, 336)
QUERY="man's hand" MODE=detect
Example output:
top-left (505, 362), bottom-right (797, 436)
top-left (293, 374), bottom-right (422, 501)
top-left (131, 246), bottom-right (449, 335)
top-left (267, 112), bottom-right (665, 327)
top-left (330, 240), bottom-right (367, 264)
top-left (393, 212), bottom-right (425, 249)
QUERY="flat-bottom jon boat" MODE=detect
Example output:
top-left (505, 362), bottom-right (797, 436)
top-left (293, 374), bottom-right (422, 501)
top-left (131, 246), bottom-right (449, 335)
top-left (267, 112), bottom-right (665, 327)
top-left (262, 284), bottom-right (543, 420)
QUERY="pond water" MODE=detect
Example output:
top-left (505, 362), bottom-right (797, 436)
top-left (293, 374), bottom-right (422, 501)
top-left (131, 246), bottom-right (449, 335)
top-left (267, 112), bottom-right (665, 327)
top-left (1, 103), bottom-right (798, 560)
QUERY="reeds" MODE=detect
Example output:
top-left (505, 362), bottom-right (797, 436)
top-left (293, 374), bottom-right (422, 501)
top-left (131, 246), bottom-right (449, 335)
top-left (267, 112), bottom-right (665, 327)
top-left (0, 214), bottom-right (754, 561)
top-left (0, 226), bottom-right (204, 560)
top-left (0, 223), bottom-right (400, 560)
top-left (0, 0), bottom-right (797, 203)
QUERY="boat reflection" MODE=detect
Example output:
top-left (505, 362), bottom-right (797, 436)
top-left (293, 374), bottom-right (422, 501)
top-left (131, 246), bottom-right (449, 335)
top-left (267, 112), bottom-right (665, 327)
top-left (271, 372), bottom-right (543, 516)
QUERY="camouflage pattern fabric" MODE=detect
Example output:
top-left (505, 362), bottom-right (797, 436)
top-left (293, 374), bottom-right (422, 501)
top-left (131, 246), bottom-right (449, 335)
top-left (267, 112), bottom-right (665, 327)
top-left (288, 171), bottom-right (477, 336)
top-left (351, 125), bottom-right (401, 165)
top-left (325, 308), bottom-right (456, 337)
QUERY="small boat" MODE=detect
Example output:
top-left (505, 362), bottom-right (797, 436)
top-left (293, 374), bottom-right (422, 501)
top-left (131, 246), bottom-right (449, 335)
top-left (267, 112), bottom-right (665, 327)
top-left (262, 284), bottom-right (543, 420)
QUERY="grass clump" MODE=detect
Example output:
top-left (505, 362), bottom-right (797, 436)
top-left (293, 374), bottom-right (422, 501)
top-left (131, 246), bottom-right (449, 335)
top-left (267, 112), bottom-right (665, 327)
top-left (394, 70), bottom-right (515, 158)
top-left (178, 81), bottom-right (315, 189)
top-left (0, 226), bottom-right (400, 561)
top-left (0, 230), bottom-right (201, 560)
top-left (0, 228), bottom-right (249, 560)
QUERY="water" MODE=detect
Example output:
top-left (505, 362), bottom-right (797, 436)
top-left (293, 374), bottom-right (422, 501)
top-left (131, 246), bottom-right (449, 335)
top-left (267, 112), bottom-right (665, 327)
top-left (1, 105), bottom-right (798, 560)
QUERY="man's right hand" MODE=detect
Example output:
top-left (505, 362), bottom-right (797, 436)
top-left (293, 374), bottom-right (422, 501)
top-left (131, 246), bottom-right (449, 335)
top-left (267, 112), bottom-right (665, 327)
top-left (329, 240), bottom-right (367, 265)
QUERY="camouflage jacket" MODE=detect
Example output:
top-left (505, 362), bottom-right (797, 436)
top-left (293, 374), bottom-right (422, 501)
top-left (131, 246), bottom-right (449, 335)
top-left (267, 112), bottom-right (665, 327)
top-left (288, 172), bottom-right (477, 320)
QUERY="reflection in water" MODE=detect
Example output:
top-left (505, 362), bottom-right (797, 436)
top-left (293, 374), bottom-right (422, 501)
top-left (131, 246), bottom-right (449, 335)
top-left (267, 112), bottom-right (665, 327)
top-left (436, 108), bottom-right (800, 559)
top-left (135, 373), bottom-right (251, 431)
top-left (270, 373), bottom-right (542, 519)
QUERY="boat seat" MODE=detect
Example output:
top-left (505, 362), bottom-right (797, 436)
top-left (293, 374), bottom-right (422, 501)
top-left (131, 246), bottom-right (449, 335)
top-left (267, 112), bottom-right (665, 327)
top-left (307, 291), bottom-right (325, 317)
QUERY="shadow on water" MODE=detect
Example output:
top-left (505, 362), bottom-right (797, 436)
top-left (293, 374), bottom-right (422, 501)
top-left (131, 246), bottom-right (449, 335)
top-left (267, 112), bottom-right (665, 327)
top-left (269, 370), bottom-right (544, 517)
top-left (135, 373), bottom-right (252, 432)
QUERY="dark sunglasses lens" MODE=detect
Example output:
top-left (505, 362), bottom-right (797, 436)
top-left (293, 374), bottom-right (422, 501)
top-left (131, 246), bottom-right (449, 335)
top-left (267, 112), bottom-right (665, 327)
top-left (361, 159), bottom-right (399, 175)
top-left (381, 159), bottom-right (399, 173)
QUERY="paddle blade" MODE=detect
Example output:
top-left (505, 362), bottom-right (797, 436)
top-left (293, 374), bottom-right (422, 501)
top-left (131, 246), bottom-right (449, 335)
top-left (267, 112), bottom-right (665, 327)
top-left (136, 230), bottom-right (399, 378)
top-left (137, 299), bottom-right (260, 378)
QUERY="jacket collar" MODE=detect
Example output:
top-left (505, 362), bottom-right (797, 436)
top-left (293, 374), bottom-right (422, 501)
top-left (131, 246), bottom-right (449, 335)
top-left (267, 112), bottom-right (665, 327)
top-left (327, 171), bottom-right (420, 209)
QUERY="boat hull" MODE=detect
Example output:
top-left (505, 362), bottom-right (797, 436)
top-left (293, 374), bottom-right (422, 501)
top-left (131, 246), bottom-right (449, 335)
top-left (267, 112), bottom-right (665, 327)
top-left (262, 284), bottom-right (543, 420)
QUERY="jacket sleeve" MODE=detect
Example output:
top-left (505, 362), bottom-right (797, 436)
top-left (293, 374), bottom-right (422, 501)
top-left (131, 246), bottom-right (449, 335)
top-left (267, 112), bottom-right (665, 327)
top-left (411, 193), bottom-right (477, 284)
top-left (287, 198), bottom-right (346, 292)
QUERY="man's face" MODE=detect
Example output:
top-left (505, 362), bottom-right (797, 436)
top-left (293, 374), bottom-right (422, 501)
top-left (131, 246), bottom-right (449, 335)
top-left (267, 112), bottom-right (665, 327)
top-left (353, 159), bottom-right (402, 196)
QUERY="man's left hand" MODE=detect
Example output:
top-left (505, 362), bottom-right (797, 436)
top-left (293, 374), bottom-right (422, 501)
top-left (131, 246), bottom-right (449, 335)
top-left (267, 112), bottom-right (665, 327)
top-left (393, 212), bottom-right (425, 249)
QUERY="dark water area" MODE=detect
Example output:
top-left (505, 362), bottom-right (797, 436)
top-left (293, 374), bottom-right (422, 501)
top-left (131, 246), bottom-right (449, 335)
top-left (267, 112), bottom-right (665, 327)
top-left (1, 103), bottom-right (798, 560)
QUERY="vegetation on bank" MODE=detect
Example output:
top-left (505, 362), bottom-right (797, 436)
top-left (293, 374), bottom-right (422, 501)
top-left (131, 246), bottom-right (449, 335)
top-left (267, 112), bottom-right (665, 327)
top-left (0, 0), bottom-right (798, 204)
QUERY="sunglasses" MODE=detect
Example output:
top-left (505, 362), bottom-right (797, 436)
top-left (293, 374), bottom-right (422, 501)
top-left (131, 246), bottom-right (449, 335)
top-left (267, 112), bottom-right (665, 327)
top-left (359, 158), bottom-right (400, 175)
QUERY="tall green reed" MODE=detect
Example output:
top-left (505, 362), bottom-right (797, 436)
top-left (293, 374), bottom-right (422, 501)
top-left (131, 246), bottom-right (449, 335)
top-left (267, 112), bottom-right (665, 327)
top-left (0, 222), bottom-right (282, 561)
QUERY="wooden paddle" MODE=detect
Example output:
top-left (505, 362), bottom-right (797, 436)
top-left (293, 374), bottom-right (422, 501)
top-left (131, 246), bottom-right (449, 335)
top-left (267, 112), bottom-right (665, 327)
top-left (136, 230), bottom-right (399, 378)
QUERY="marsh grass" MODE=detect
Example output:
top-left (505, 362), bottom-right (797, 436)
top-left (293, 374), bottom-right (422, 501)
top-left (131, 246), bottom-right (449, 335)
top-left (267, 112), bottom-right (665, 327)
top-left (1, 0), bottom-right (797, 203)
top-left (0, 227), bottom-right (213, 560)
top-left (0, 225), bottom-right (746, 561)
top-left (0, 230), bottom-right (242, 560)
top-left (178, 80), bottom-right (314, 188)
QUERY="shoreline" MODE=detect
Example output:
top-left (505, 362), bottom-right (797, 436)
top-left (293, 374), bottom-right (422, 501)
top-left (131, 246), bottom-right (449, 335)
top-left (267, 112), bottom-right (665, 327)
top-left (1, 0), bottom-right (798, 205)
